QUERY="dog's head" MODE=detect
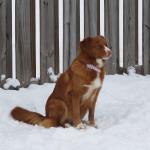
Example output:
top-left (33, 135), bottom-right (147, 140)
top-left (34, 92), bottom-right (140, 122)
top-left (80, 36), bottom-right (112, 60)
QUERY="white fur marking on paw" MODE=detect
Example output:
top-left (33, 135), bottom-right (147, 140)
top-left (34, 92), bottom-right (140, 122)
top-left (76, 123), bottom-right (86, 129)
top-left (64, 123), bottom-right (72, 128)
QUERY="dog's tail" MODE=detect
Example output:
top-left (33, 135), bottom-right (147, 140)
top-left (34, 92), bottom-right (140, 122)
top-left (11, 107), bottom-right (57, 128)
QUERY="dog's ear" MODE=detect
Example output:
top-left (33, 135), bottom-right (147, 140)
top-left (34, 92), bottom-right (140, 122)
top-left (98, 35), bottom-right (105, 39)
top-left (80, 37), bottom-right (92, 50)
top-left (98, 35), bottom-right (108, 46)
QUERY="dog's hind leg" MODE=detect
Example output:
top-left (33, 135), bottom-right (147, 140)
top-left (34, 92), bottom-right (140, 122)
top-left (46, 99), bottom-right (68, 127)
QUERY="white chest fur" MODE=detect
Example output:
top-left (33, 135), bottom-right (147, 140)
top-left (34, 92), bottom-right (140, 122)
top-left (82, 73), bottom-right (101, 101)
top-left (96, 59), bottom-right (104, 68)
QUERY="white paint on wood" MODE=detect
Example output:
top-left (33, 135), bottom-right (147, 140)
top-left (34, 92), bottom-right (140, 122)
top-left (80, 0), bottom-right (84, 40)
top-left (35, 0), bottom-right (40, 78)
top-left (100, 0), bottom-right (105, 36)
top-left (12, 0), bottom-right (16, 78)
top-left (119, 0), bottom-right (123, 67)
top-left (138, 0), bottom-right (142, 65)
top-left (59, 0), bottom-right (63, 73)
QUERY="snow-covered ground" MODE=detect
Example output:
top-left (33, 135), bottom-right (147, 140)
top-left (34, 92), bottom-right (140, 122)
top-left (0, 74), bottom-right (150, 150)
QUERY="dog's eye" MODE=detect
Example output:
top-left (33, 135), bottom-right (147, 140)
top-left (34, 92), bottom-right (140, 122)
top-left (96, 45), bottom-right (103, 49)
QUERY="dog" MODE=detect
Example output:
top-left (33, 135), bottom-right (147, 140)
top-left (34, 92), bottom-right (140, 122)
top-left (11, 36), bottom-right (112, 129)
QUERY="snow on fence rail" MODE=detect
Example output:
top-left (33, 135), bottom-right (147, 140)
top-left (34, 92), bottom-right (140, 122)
top-left (0, 0), bottom-right (150, 87)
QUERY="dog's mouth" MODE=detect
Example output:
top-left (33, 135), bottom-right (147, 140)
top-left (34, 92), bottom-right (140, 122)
top-left (102, 49), bottom-right (112, 60)
top-left (102, 55), bottom-right (112, 60)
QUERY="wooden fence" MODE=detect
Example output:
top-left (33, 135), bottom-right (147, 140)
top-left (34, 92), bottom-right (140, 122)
top-left (0, 0), bottom-right (150, 87)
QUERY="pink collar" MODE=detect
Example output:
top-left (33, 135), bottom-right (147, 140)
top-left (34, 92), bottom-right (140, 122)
top-left (86, 64), bottom-right (101, 73)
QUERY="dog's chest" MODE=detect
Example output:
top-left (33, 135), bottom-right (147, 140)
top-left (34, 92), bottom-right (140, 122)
top-left (82, 74), bottom-right (101, 101)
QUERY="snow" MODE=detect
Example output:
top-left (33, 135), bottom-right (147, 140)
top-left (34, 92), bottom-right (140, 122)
top-left (0, 74), bottom-right (150, 150)
top-left (127, 66), bottom-right (136, 76)
top-left (3, 78), bottom-right (20, 90)
top-left (0, 74), bottom-right (6, 81)
top-left (47, 67), bottom-right (60, 82)
top-left (30, 78), bottom-right (40, 83)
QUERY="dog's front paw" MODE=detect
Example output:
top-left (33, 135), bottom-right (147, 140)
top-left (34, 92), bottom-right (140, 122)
top-left (64, 123), bottom-right (72, 128)
top-left (76, 122), bottom-right (86, 129)
top-left (83, 120), bottom-right (97, 128)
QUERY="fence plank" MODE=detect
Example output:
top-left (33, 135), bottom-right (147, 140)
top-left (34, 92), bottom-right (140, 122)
top-left (6, 0), bottom-right (12, 78)
top-left (40, 0), bottom-right (59, 83)
top-left (0, 0), bottom-right (12, 86)
top-left (143, 0), bottom-right (150, 74)
top-left (54, 0), bottom-right (59, 74)
top-left (84, 0), bottom-right (99, 37)
top-left (123, 0), bottom-right (138, 69)
top-left (0, 0), bottom-right (6, 81)
top-left (63, 0), bottom-right (80, 71)
top-left (105, 0), bottom-right (119, 74)
top-left (16, 0), bottom-right (35, 87)
top-left (30, 0), bottom-right (36, 77)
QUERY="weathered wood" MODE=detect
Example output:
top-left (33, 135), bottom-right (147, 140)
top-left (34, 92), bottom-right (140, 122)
top-left (0, 0), bottom-right (12, 86)
top-left (63, 0), bottom-right (80, 71)
top-left (143, 0), bottom-right (150, 74)
top-left (6, 0), bottom-right (12, 78)
top-left (0, 0), bottom-right (6, 80)
top-left (54, 0), bottom-right (59, 74)
top-left (84, 0), bottom-right (99, 37)
top-left (40, 0), bottom-right (59, 83)
top-left (30, 0), bottom-right (36, 77)
top-left (123, 0), bottom-right (138, 68)
top-left (105, 0), bottom-right (119, 74)
top-left (16, 0), bottom-right (35, 87)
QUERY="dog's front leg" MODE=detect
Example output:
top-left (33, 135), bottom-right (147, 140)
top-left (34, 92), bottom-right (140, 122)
top-left (88, 100), bottom-right (96, 126)
top-left (88, 89), bottom-right (100, 127)
top-left (72, 93), bottom-right (85, 129)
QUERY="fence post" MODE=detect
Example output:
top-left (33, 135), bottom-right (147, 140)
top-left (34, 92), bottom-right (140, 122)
top-left (84, 0), bottom-right (99, 37)
top-left (143, 0), bottom-right (150, 74)
top-left (40, 0), bottom-right (59, 83)
top-left (123, 0), bottom-right (138, 69)
top-left (30, 0), bottom-right (36, 78)
top-left (0, 0), bottom-right (12, 86)
top-left (6, 0), bottom-right (12, 78)
top-left (0, 0), bottom-right (6, 83)
top-left (63, 0), bottom-right (80, 71)
top-left (15, 0), bottom-right (36, 87)
top-left (105, 0), bottom-right (119, 74)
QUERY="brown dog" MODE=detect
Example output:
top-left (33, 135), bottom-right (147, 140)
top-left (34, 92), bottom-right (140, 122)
top-left (11, 36), bottom-right (111, 129)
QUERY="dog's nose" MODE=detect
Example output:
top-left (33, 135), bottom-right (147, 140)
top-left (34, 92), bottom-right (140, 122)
top-left (104, 46), bottom-right (112, 57)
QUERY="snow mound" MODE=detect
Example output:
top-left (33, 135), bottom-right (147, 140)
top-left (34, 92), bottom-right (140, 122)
top-left (47, 67), bottom-right (60, 82)
top-left (0, 74), bottom-right (6, 81)
top-left (3, 78), bottom-right (21, 90)
top-left (127, 66), bottom-right (136, 76)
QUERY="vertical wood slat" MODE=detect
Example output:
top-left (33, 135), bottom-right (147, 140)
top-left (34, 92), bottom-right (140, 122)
top-left (84, 0), bottom-right (99, 37)
top-left (0, 0), bottom-right (6, 81)
top-left (105, 0), bottom-right (119, 74)
top-left (54, 0), bottom-right (59, 74)
top-left (143, 0), bottom-right (150, 74)
top-left (6, 0), bottom-right (12, 78)
top-left (30, 0), bottom-right (36, 77)
top-left (63, 0), bottom-right (80, 71)
top-left (123, 0), bottom-right (138, 69)
top-left (40, 0), bottom-right (59, 83)
top-left (0, 0), bottom-right (12, 86)
top-left (16, 0), bottom-right (36, 87)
